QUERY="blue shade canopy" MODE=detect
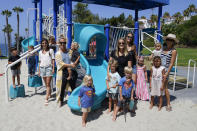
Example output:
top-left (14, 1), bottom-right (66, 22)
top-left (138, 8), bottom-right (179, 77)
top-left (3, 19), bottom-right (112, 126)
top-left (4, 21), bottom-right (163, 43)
top-left (46, 0), bottom-right (169, 10)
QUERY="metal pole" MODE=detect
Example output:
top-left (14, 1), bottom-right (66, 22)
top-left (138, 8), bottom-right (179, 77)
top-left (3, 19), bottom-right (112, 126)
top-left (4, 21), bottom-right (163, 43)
top-left (39, 0), bottom-right (43, 42)
top-left (66, 0), bottom-right (72, 49)
top-left (34, 3), bottom-right (38, 46)
top-left (53, 0), bottom-right (57, 40)
top-left (105, 24), bottom-right (110, 61)
top-left (134, 9), bottom-right (139, 54)
top-left (157, 6), bottom-right (162, 42)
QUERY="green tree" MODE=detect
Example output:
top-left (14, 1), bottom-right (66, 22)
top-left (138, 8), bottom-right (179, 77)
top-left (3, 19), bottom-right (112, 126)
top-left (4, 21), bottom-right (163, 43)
top-left (2, 24), bottom-right (13, 56)
top-left (73, 2), bottom-right (93, 23)
top-left (1, 10), bottom-right (12, 57)
top-left (13, 6), bottom-right (24, 52)
top-left (141, 16), bottom-right (146, 19)
top-left (183, 9), bottom-right (190, 18)
top-left (150, 14), bottom-right (157, 28)
top-left (163, 12), bottom-right (170, 19)
top-left (117, 13), bottom-right (125, 26)
top-left (2, 27), bottom-right (8, 56)
top-left (188, 4), bottom-right (196, 16)
top-left (173, 12), bottom-right (183, 24)
top-left (125, 15), bottom-right (134, 28)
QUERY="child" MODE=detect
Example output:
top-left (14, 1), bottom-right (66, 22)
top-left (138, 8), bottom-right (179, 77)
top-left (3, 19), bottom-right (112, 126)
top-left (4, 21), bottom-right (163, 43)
top-left (149, 56), bottom-right (165, 111)
top-left (8, 47), bottom-right (22, 88)
top-left (78, 75), bottom-right (95, 127)
top-left (112, 66), bottom-right (134, 121)
top-left (67, 42), bottom-right (80, 80)
top-left (150, 43), bottom-right (162, 59)
top-left (136, 56), bottom-right (149, 101)
top-left (28, 46), bottom-right (37, 76)
top-left (106, 58), bottom-right (121, 114)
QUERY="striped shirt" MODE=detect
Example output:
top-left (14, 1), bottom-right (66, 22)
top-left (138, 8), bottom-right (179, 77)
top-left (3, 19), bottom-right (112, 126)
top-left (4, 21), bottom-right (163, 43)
top-left (161, 49), bottom-right (175, 68)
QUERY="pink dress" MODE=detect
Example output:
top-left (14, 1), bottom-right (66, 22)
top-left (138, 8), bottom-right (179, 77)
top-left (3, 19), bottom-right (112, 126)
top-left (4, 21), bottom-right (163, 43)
top-left (136, 65), bottom-right (149, 100)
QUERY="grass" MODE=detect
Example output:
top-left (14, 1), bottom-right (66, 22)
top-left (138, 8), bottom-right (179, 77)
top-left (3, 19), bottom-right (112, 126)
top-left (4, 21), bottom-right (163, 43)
top-left (141, 47), bottom-right (197, 67)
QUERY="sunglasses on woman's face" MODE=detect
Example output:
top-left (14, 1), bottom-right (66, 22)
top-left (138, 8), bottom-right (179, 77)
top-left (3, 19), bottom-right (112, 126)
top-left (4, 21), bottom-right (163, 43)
top-left (127, 36), bottom-right (132, 39)
top-left (119, 42), bottom-right (124, 45)
top-left (59, 42), bottom-right (66, 45)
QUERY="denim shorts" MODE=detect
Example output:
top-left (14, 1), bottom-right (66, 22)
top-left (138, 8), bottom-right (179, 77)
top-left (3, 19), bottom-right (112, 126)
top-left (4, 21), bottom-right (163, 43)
top-left (40, 66), bottom-right (53, 77)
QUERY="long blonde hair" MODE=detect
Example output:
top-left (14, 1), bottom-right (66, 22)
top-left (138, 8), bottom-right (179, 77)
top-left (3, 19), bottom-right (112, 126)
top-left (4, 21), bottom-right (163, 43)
top-left (83, 75), bottom-right (94, 87)
top-left (115, 38), bottom-right (128, 57)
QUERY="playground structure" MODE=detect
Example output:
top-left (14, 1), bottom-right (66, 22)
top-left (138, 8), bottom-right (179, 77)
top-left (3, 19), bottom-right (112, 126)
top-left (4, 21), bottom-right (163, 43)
top-left (4, 0), bottom-right (196, 112)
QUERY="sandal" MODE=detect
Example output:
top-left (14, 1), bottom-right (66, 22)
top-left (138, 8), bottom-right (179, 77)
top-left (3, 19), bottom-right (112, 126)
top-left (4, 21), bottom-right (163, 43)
top-left (45, 100), bottom-right (49, 106)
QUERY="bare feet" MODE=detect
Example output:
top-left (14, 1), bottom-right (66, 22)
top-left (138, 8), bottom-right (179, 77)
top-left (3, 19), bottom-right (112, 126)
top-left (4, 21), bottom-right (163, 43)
top-left (106, 109), bottom-right (111, 114)
top-left (158, 106), bottom-right (162, 111)
top-left (149, 104), bottom-right (153, 109)
top-left (45, 100), bottom-right (49, 106)
top-left (166, 105), bottom-right (172, 112)
top-left (112, 115), bottom-right (116, 121)
top-left (82, 122), bottom-right (86, 127)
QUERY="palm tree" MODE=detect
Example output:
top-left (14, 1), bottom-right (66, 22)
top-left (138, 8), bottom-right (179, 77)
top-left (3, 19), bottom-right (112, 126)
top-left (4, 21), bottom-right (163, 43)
top-left (13, 6), bottom-right (24, 52)
top-left (173, 12), bottom-right (184, 24)
top-left (188, 4), bottom-right (196, 16)
top-left (1, 10), bottom-right (12, 56)
top-left (163, 12), bottom-right (170, 19)
top-left (141, 16), bottom-right (146, 19)
top-left (150, 14), bottom-right (158, 28)
top-left (2, 27), bottom-right (7, 56)
top-left (183, 9), bottom-right (190, 20)
top-left (2, 24), bottom-right (13, 56)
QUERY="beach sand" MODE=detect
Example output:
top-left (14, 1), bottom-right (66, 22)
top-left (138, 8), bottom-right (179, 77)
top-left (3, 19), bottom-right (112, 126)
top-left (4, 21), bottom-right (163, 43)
top-left (0, 59), bottom-right (197, 131)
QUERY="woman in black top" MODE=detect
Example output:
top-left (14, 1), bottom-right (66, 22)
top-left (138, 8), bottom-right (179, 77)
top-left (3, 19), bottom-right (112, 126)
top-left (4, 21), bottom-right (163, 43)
top-left (126, 32), bottom-right (137, 84)
top-left (109, 38), bottom-right (132, 77)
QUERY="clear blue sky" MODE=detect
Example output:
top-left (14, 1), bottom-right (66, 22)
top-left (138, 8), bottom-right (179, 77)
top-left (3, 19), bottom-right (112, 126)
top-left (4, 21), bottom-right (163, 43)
top-left (0, 0), bottom-right (196, 43)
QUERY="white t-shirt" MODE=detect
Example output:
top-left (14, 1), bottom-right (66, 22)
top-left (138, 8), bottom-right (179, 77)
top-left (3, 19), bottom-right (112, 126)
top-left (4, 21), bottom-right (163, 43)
top-left (152, 49), bottom-right (162, 57)
top-left (39, 49), bottom-right (55, 67)
top-left (105, 72), bottom-right (121, 94)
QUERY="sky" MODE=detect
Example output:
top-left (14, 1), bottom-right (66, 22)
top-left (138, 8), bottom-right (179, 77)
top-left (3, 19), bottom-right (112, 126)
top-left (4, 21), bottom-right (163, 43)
top-left (0, 0), bottom-right (197, 43)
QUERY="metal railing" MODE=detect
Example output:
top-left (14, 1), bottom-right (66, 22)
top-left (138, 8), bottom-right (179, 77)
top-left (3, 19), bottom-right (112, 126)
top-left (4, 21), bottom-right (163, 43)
top-left (187, 59), bottom-right (196, 89)
top-left (5, 46), bottom-right (41, 102)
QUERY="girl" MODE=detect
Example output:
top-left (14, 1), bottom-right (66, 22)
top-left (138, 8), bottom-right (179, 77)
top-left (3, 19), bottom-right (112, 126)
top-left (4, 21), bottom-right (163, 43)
top-left (112, 66), bottom-right (134, 121)
top-left (38, 39), bottom-right (55, 106)
top-left (78, 75), bottom-right (95, 127)
top-left (136, 56), bottom-right (149, 101)
top-left (150, 42), bottom-right (162, 59)
top-left (161, 34), bottom-right (178, 111)
top-left (126, 32), bottom-right (137, 84)
top-left (149, 56), bottom-right (165, 111)
top-left (67, 42), bottom-right (80, 80)
top-left (106, 58), bottom-right (121, 114)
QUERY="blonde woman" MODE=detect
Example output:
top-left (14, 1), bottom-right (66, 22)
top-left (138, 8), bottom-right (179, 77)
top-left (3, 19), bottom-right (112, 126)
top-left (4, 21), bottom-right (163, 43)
top-left (109, 38), bottom-right (132, 77)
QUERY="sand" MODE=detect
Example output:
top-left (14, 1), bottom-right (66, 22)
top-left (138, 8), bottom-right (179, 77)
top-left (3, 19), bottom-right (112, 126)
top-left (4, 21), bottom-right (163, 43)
top-left (0, 59), bottom-right (197, 131)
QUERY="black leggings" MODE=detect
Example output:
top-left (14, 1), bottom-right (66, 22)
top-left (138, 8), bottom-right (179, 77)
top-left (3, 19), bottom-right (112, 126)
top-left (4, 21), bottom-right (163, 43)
top-left (60, 68), bottom-right (78, 102)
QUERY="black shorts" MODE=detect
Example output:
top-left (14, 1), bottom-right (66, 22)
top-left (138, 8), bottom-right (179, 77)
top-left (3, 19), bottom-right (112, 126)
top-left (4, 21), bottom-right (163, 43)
top-left (106, 92), bottom-right (118, 100)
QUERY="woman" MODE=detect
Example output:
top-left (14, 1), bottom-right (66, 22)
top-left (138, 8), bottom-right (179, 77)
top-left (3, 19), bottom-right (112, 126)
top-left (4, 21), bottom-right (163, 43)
top-left (161, 34), bottom-right (178, 111)
top-left (125, 32), bottom-right (137, 84)
top-left (38, 38), bottom-right (55, 106)
top-left (109, 38), bottom-right (132, 77)
top-left (55, 37), bottom-right (77, 107)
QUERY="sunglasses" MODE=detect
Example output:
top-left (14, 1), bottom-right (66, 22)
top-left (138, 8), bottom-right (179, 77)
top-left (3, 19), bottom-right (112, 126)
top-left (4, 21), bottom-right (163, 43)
top-left (60, 42), bottom-right (66, 45)
top-left (119, 42), bottom-right (124, 45)
top-left (127, 36), bottom-right (132, 39)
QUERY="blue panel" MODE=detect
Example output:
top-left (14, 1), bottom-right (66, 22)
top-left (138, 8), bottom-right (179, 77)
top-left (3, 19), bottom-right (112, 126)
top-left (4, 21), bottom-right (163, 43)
top-left (56, 0), bottom-right (169, 10)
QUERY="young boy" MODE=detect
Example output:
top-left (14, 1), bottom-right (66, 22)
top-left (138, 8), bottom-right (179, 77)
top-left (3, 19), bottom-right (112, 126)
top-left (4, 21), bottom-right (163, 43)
top-left (28, 46), bottom-right (37, 76)
top-left (8, 47), bottom-right (22, 88)
top-left (112, 66), bottom-right (135, 121)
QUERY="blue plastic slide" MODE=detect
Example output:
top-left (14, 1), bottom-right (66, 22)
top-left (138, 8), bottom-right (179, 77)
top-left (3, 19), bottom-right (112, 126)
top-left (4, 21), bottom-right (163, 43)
top-left (68, 24), bottom-right (107, 111)
top-left (21, 36), bottom-right (35, 52)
